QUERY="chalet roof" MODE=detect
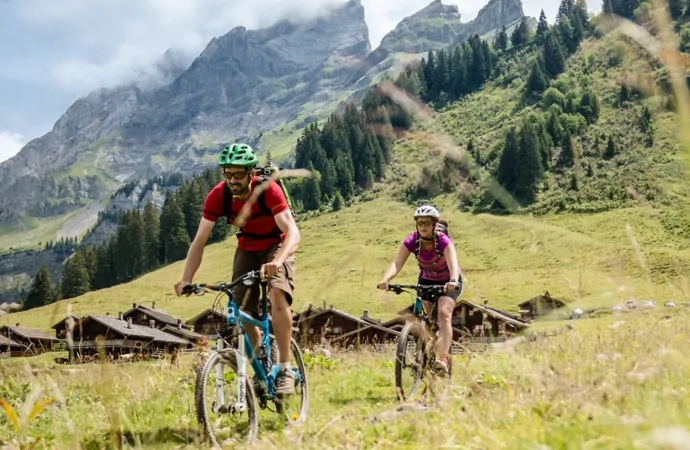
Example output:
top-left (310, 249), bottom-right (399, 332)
top-left (80, 316), bottom-right (190, 345)
top-left (162, 325), bottom-right (205, 341)
top-left (293, 304), bottom-right (367, 326)
top-left (51, 315), bottom-right (80, 330)
top-left (455, 301), bottom-right (530, 329)
top-left (0, 334), bottom-right (24, 348)
top-left (0, 325), bottom-right (59, 341)
top-left (185, 308), bottom-right (228, 326)
top-left (517, 292), bottom-right (566, 308)
top-left (395, 300), bottom-right (530, 329)
top-left (123, 303), bottom-right (184, 327)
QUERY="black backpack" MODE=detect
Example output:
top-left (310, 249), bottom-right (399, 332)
top-left (220, 163), bottom-right (294, 239)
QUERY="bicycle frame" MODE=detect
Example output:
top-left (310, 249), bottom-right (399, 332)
top-left (189, 271), bottom-right (302, 415)
top-left (394, 285), bottom-right (445, 331)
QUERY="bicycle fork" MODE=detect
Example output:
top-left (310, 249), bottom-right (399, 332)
top-left (213, 329), bottom-right (248, 415)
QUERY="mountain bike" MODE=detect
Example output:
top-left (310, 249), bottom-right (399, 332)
top-left (384, 283), bottom-right (459, 402)
top-left (183, 270), bottom-right (308, 447)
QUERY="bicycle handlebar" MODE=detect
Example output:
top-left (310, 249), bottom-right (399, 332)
top-left (182, 270), bottom-right (263, 297)
top-left (378, 283), bottom-right (457, 296)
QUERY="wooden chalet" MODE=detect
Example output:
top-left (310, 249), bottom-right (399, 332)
top-left (122, 302), bottom-right (188, 330)
top-left (0, 334), bottom-right (25, 358)
top-left (51, 315), bottom-right (80, 340)
top-left (394, 299), bottom-right (529, 344)
top-left (292, 303), bottom-right (369, 348)
top-left (329, 322), bottom-right (400, 350)
top-left (186, 308), bottom-right (229, 339)
top-left (518, 291), bottom-right (567, 321)
top-left (452, 300), bottom-right (529, 342)
top-left (0, 324), bottom-right (60, 356)
top-left (69, 313), bottom-right (191, 361)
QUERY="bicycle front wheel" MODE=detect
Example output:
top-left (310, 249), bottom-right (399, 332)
top-left (195, 349), bottom-right (259, 447)
top-left (394, 321), bottom-right (428, 402)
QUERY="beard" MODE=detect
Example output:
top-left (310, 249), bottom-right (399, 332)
top-left (229, 181), bottom-right (250, 197)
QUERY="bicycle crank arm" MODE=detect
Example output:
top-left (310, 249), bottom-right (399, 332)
top-left (216, 401), bottom-right (247, 414)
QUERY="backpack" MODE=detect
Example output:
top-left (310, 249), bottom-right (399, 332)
top-left (221, 162), bottom-right (295, 239)
top-left (413, 219), bottom-right (450, 259)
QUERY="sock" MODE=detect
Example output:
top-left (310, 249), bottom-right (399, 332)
top-left (278, 362), bottom-right (291, 371)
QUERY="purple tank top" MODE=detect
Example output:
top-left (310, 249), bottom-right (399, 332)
top-left (403, 231), bottom-right (452, 281)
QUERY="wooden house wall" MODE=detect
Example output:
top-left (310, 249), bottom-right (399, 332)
top-left (192, 314), bottom-right (229, 336)
top-left (452, 305), bottom-right (516, 338)
top-left (1, 332), bottom-right (54, 355)
top-left (296, 311), bottom-right (363, 336)
top-left (332, 327), bottom-right (398, 349)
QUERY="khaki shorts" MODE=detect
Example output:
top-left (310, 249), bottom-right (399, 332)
top-left (232, 243), bottom-right (295, 318)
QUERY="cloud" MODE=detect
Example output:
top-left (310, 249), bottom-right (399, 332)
top-left (0, 132), bottom-right (25, 163)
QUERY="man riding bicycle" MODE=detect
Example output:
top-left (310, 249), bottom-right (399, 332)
top-left (377, 205), bottom-right (462, 376)
top-left (175, 143), bottom-right (300, 396)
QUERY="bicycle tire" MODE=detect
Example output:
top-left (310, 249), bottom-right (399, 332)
top-left (271, 336), bottom-right (309, 425)
top-left (394, 321), bottom-right (427, 402)
top-left (195, 349), bottom-right (259, 447)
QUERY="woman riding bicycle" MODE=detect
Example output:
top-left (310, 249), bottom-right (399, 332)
top-left (377, 204), bottom-right (462, 375)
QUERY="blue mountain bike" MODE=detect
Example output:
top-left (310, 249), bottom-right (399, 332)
top-left (183, 270), bottom-right (308, 446)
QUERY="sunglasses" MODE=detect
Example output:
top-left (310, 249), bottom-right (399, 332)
top-left (416, 219), bottom-right (434, 227)
top-left (222, 169), bottom-right (249, 181)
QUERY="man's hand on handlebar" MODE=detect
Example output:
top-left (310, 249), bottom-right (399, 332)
top-left (377, 281), bottom-right (389, 291)
top-left (174, 280), bottom-right (191, 297)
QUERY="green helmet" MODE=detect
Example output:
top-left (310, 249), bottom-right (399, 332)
top-left (218, 143), bottom-right (258, 167)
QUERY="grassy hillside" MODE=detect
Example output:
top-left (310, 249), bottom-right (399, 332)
top-left (5, 183), bottom-right (690, 333)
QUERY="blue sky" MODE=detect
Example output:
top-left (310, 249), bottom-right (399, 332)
top-left (0, 0), bottom-right (601, 163)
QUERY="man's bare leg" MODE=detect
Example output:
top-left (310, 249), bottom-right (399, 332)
top-left (270, 287), bottom-right (295, 395)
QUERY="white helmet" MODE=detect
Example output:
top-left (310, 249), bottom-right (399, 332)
top-left (413, 204), bottom-right (440, 220)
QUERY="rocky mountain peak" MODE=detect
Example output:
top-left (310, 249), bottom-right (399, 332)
top-left (470, 0), bottom-right (525, 35)
top-left (410, 0), bottom-right (462, 21)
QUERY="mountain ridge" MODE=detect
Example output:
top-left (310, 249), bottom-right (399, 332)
top-left (0, 0), bottom-right (527, 232)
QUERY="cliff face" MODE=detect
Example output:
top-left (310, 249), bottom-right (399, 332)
top-left (0, 0), bottom-right (527, 241)
top-left (0, 0), bottom-right (370, 227)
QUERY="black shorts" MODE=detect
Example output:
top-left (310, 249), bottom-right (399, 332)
top-left (418, 277), bottom-right (463, 304)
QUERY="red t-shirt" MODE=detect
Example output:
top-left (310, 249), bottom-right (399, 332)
top-left (202, 177), bottom-right (289, 252)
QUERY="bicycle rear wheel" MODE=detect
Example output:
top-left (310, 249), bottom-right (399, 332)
top-left (195, 349), bottom-right (259, 447)
top-left (270, 335), bottom-right (309, 425)
top-left (394, 321), bottom-right (429, 401)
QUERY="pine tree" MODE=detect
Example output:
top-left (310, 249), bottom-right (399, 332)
top-left (497, 127), bottom-right (521, 192)
top-left (543, 31), bottom-right (566, 78)
top-left (494, 26), bottom-right (508, 52)
top-left (526, 57), bottom-right (548, 98)
top-left (514, 121), bottom-right (545, 204)
top-left (559, 132), bottom-right (575, 167)
top-left (142, 201), bottom-right (160, 271)
top-left (603, 0), bottom-right (613, 14)
top-left (159, 193), bottom-right (191, 263)
top-left (332, 191), bottom-right (344, 211)
top-left (61, 252), bottom-right (91, 299)
top-left (536, 10), bottom-right (549, 43)
top-left (23, 266), bottom-right (53, 310)
top-left (510, 17), bottom-right (531, 47)
top-left (182, 180), bottom-right (204, 242)
top-left (302, 163), bottom-right (322, 211)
